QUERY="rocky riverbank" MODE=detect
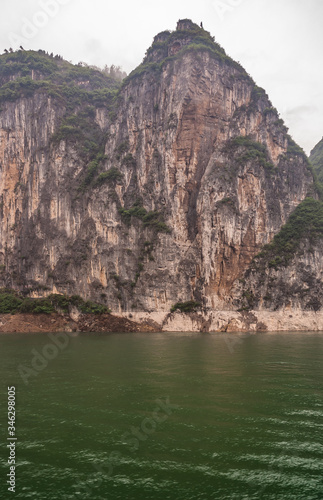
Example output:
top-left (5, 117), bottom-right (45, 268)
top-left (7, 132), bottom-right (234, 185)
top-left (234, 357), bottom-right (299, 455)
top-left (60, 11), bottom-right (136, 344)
top-left (120, 310), bottom-right (323, 332)
top-left (0, 312), bottom-right (146, 334)
top-left (2, 309), bottom-right (322, 334)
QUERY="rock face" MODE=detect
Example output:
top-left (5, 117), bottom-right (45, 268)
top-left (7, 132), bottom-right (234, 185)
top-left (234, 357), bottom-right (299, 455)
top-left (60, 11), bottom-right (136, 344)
top-left (0, 20), bottom-right (319, 322)
top-left (233, 239), bottom-right (323, 314)
top-left (310, 137), bottom-right (323, 183)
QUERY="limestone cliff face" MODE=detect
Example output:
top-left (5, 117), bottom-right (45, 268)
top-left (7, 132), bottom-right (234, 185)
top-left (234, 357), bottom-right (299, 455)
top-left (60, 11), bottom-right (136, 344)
top-left (233, 241), bottom-right (323, 313)
top-left (0, 21), bottom-right (316, 314)
top-left (310, 137), bottom-right (323, 183)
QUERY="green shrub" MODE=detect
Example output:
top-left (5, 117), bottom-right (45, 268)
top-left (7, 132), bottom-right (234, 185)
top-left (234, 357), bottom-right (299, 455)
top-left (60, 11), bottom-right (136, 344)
top-left (115, 141), bottom-right (129, 159)
top-left (224, 136), bottom-right (276, 172)
top-left (306, 163), bottom-right (323, 201)
top-left (171, 301), bottom-right (201, 313)
top-left (122, 153), bottom-right (136, 167)
top-left (53, 111), bottom-right (106, 159)
top-left (217, 197), bottom-right (237, 210)
top-left (268, 257), bottom-right (283, 269)
top-left (284, 136), bottom-right (308, 162)
top-left (253, 197), bottom-right (323, 269)
top-left (150, 221), bottom-right (171, 233)
top-left (19, 297), bottom-right (55, 314)
top-left (274, 118), bottom-right (288, 132)
top-left (48, 294), bottom-right (71, 312)
top-left (309, 138), bottom-right (323, 184)
top-left (263, 107), bottom-right (277, 117)
top-left (0, 291), bottom-right (23, 314)
top-left (94, 168), bottom-right (123, 186)
top-left (241, 290), bottom-right (255, 309)
top-left (0, 50), bottom-right (120, 95)
top-left (68, 295), bottom-right (109, 314)
top-left (248, 85), bottom-right (269, 112)
top-left (82, 158), bottom-right (100, 187)
top-left (0, 290), bottom-right (109, 315)
top-left (118, 202), bottom-right (171, 233)
top-left (78, 153), bottom-right (108, 191)
top-left (124, 23), bottom-right (250, 85)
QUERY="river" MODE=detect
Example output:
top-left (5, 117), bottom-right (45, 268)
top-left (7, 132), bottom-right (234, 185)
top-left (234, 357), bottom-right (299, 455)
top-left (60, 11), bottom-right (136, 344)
top-left (0, 331), bottom-right (322, 499)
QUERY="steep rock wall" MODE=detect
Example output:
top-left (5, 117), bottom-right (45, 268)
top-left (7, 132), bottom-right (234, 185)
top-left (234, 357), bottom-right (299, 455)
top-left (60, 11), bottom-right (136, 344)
top-left (0, 24), bottom-right (315, 315)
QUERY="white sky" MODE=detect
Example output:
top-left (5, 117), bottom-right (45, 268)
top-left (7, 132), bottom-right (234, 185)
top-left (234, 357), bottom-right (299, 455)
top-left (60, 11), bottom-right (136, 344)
top-left (1, 0), bottom-right (322, 154)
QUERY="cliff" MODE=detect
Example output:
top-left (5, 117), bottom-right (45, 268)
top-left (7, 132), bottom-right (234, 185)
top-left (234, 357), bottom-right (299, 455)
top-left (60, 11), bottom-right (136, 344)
top-left (310, 137), bottom-right (323, 183)
top-left (0, 20), bottom-right (321, 331)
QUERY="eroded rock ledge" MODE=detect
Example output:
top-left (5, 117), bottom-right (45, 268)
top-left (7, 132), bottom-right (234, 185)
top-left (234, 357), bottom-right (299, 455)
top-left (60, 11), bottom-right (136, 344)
top-left (1, 310), bottom-right (323, 333)
top-left (120, 311), bottom-right (323, 333)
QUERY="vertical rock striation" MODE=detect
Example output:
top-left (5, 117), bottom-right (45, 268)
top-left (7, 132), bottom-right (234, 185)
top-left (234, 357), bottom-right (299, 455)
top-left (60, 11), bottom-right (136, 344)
top-left (0, 20), bottom-right (318, 321)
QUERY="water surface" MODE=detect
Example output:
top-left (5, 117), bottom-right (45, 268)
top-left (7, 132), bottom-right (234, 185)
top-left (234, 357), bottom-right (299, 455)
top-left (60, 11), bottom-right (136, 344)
top-left (0, 331), bottom-right (323, 499)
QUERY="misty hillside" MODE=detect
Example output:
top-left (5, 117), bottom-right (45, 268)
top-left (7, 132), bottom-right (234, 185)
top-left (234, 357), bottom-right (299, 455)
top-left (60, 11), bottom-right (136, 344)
top-left (0, 49), bottom-right (123, 105)
top-left (310, 137), bottom-right (323, 183)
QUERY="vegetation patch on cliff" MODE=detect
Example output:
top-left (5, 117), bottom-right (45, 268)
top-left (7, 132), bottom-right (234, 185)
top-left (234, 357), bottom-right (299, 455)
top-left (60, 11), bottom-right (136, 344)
top-left (279, 136), bottom-right (323, 198)
top-left (223, 136), bottom-right (276, 173)
top-left (52, 106), bottom-right (116, 193)
top-left (310, 137), bottom-right (323, 184)
top-left (236, 197), bottom-right (323, 312)
top-left (0, 290), bottom-right (109, 315)
top-left (118, 200), bottom-right (171, 233)
top-left (284, 136), bottom-right (308, 161)
top-left (252, 198), bottom-right (323, 271)
top-left (0, 51), bottom-right (121, 110)
top-left (53, 107), bottom-right (106, 155)
top-left (94, 167), bottom-right (123, 187)
top-left (171, 301), bottom-right (201, 313)
top-left (0, 50), bottom-right (121, 88)
top-left (125, 20), bottom-right (250, 84)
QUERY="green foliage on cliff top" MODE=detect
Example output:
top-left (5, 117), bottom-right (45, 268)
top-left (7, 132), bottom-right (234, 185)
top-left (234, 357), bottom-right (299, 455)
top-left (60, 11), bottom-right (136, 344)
top-left (144, 21), bottom-right (223, 59)
top-left (253, 197), bottom-right (323, 270)
top-left (0, 50), bottom-right (120, 107)
top-left (285, 136), bottom-right (308, 161)
top-left (0, 50), bottom-right (120, 89)
top-left (307, 163), bottom-right (323, 201)
top-left (125, 21), bottom-right (250, 84)
top-left (310, 137), bottom-right (323, 183)
top-left (0, 290), bottom-right (109, 315)
top-left (248, 86), bottom-right (273, 113)
top-left (280, 136), bottom-right (323, 200)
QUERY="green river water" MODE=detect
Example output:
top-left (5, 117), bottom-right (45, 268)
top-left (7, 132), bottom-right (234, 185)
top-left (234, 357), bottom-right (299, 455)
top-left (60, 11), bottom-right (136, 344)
top-left (0, 331), bottom-right (323, 499)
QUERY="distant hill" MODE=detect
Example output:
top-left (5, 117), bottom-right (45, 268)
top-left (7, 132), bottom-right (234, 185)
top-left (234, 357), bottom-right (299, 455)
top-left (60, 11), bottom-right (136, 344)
top-left (0, 49), bottom-right (122, 96)
top-left (310, 137), bottom-right (323, 183)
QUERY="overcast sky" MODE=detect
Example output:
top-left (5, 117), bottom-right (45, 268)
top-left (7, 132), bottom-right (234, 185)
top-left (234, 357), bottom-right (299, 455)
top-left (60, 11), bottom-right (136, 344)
top-left (1, 0), bottom-right (322, 154)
